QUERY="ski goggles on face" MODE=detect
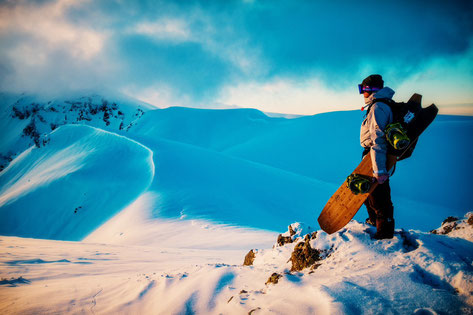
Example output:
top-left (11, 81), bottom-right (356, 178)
top-left (358, 84), bottom-right (381, 94)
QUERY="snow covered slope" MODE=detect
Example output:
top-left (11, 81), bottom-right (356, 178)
top-left (0, 91), bottom-right (153, 172)
top-left (0, 91), bottom-right (472, 314)
top-left (1, 220), bottom-right (472, 314)
top-left (0, 92), bottom-right (472, 236)
top-left (0, 124), bottom-right (154, 240)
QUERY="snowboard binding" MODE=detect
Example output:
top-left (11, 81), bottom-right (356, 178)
top-left (385, 123), bottom-right (410, 151)
top-left (346, 174), bottom-right (373, 195)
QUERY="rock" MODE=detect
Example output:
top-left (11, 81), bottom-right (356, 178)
top-left (265, 273), bottom-right (282, 285)
top-left (442, 216), bottom-right (459, 225)
top-left (276, 222), bottom-right (315, 247)
top-left (289, 238), bottom-right (322, 272)
top-left (249, 307), bottom-right (261, 314)
top-left (277, 234), bottom-right (293, 246)
top-left (304, 232), bottom-right (317, 242)
top-left (288, 225), bottom-right (296, 236)
top-left (442, 222), bottom-right (457, 234)
top-left (243, 249), bottom-right (256, 266)
top-left (430, 212), bottom-right (473, 241)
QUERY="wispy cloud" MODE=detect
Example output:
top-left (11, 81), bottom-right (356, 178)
top-left (131, 18), bottom-right (191, 42)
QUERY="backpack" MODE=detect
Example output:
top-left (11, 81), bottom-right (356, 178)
top-left (370, 97), bottom-right (422, 160)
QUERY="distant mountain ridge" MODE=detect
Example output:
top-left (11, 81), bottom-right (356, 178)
top-left (0, 92), bottom-right (472, 240)
top-left (0, 92), bottom-right (153, 171)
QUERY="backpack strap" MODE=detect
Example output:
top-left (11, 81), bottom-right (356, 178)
top-left (365, 98), bottom-right (394, 117)
top-left (372, 98), bottom-right (395, 107)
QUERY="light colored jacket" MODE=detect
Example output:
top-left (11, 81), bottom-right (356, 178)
top-left (360, 87), bottom-right (395, 174)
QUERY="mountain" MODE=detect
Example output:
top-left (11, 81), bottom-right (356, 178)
top-left (0, 91), bottom-right (472, 314)
top-left (1, 92), bottom-right (472, 239)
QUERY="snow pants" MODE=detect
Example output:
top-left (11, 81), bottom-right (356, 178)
top-left (364, 180), bottom-right (394, 222)
top-left (362, 148), bottom-right (395, 238)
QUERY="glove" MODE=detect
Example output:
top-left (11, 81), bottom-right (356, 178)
top-left (374, 173), bottom-right (389, 184)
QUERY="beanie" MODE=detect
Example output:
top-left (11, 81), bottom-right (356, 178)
top-left (361, 74), bottom-right (384, 89)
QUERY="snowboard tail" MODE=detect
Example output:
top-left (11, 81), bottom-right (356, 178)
top-left (317, 95), bottom-right (438, 234)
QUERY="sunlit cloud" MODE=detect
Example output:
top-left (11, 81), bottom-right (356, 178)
top-left (121, 84), bottom-right (192, 109)
top-left (0, 0), bottom-right (105, 60)
top-left (216, 77), bottom-right (360, 115)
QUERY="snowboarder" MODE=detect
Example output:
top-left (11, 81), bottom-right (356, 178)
top-left (359, 74), bottom-right (395, 239)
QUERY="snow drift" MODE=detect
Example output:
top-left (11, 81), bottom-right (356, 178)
top-left (1, 217), bottom-right (472, 314)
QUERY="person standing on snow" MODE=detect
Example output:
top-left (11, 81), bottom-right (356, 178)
top-left (359, 74), bottom-right (395, 239)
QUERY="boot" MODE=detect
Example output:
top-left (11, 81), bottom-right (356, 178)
top-left (374, 217), bottom-right (395, 240)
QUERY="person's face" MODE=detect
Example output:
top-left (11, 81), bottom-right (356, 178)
top-left (363, 91), bottom-right (371, 98)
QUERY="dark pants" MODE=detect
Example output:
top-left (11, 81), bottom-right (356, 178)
top-left (364, 179), bottom-right (394, 222)
top-left (362, 148), bottom-right (394, 223)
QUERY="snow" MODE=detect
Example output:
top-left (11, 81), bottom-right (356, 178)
top-left (0, 92), bottom-right (472, 313)
top-left (2, 222), bottom-right (472, 314)
top-left (0, 124), bottom-right (154, 240)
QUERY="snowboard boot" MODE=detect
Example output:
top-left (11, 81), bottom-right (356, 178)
top-left (374, 217), bottom-right (395, 240)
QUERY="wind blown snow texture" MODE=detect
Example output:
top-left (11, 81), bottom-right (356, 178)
top-left (0, 92), bottom-right (472, 314)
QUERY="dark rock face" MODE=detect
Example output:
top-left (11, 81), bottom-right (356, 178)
top-left (243, 249), bottom-right (256, 266)
top-left (265, 273), bottom-right (282, 285)
top-left (442, 216), bottom-right (459, 225)
top-left (277, 234), bottom-right (293, 246)
top-left (289, 238), bottom-right (322, 272)
top-left (276, 223), bottom-right (315, 247)
top-left (431, 213), bottom-right (473, 236)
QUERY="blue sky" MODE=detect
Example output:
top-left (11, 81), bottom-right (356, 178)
top-left (0, 0), bottom-right (472, 115)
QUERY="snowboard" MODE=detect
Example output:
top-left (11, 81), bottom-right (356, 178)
top-left (317, 94), bottom-right (438, 234)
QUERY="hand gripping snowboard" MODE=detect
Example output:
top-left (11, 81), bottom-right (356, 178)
top-left (317, 94), bottom-right (438, 234)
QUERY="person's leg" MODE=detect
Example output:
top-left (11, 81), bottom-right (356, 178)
top-left (368, 180), bottom-right (395, 239)
top-left (364, 199), bottom-right (377, 226)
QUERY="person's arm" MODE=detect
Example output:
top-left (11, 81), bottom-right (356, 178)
top-left (368, 104), bottom-right (391, 183)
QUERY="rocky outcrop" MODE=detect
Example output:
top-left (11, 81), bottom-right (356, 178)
top-left (243, 249), bottom-right (256, 266)
top-left (265, 273), bottom-right (282, 285)
top-left (243, 222), bottom-right (330, 286)
top-left (289, 237), bottom-right (323, 272)
top-left (430, 212), bottom-right (473, 242)
top-left (276, 222), bottom-right (315, 247)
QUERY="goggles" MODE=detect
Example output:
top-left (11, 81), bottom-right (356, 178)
top-left (358, 84), bottom-right (381, 94)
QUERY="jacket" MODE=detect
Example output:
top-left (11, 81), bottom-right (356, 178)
top-left (360, 87), bottom-right (395, 174)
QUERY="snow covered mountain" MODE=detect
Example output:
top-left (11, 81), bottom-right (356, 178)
top-left (0, 92), bottom-right (471, 239)
top-left (0, 91), bottom-right (472, 313)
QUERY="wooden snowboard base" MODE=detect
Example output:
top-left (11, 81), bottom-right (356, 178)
top-left (317, 154), bottom-right (396, 234)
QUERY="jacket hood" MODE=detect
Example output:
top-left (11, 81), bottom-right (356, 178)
top-left (365, 87), bottom-right (395, 105)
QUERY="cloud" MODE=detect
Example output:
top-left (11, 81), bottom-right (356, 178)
top-left (0, 0), bottom-right (105, 60)
top-left (0, 0), bottom-right (114, 94)
top-left (216, 76), bottom-right (360, 115)
top-left (233, 0), bottom-right (473, 84)
top-left (395, 43), bottom-right (473, 109)
top-left (216, 41), bottom-right (473, 116)
top-left (0, 0), bottom-right (471, 115)
top-left (131, 18), bottom-right (191, 42)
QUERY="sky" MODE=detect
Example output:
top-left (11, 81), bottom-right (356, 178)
top-left (0, 0), bottom-right (472, 115)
